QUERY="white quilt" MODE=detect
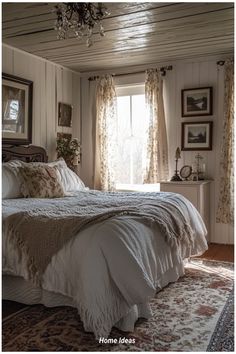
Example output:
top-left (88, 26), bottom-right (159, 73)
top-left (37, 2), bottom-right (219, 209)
top-left (2, 193), bottom-right (208, 339)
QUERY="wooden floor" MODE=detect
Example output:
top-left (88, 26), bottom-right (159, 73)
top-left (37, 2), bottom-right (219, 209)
top-left (2, 243), bottom-right (234, 319)
top-left (197, 243), bottom-right (234, 262)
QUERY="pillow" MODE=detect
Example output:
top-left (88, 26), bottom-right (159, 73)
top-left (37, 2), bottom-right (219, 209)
top-left (18, 165), bottom-right (65, 198)
top-left (54, 163), bottom-right (87, 192)
top-left (2, 160), bottom-right (24, 199)
top-left (36, 158), bottom-right (67, 169)
top-left (26, 158), bottom-right (86, 192)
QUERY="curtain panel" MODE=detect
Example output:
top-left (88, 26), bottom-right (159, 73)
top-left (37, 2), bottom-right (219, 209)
top-left (94, 75), bottom-right (117, 191)
top-left (216, 59), bottom-right (234, 225)
top-left (144, 69), bottom-right (169, 183)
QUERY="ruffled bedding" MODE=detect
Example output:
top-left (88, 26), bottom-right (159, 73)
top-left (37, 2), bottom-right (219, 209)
top-left (2, 191), bottom-right (208, 339)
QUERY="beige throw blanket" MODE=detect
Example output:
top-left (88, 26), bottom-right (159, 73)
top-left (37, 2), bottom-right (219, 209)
top-left (3, 190), bottom-right (195, 285)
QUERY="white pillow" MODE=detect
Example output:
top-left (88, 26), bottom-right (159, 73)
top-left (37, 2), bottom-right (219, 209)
top-left (28, 158), bottom-right (67, 170)
top-left (2, 160), bottom-right (24, 199)
top-left (54, 163), bottom-right (87, 192)
top-left (33, 158), bottom-right (86, 192)
top-left (2, 158), bottom-right (86, 198)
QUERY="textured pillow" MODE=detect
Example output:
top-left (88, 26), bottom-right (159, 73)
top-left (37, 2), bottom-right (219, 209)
top-left (2, 160), bottom-right (24, 199)
top-left (28, 158), bottom-right (86, 192)
top-left (18, 165), bottom-right (65, 198)
top-left (54, 164), bottom-right (87, 192)
top-left (33, 158), bottom-right (67, 169)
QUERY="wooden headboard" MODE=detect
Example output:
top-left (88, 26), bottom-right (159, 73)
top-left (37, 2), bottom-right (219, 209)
top-left (2, 145), bottom-right (48, 163)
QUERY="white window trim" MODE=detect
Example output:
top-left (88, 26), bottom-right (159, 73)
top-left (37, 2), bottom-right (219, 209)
top-left (115, 183), bottom-right (160, 192)
top-left (116, 84), bottom-right (145, 96)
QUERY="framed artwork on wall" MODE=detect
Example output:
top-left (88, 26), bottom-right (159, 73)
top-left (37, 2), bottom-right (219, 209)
top-left (181, 121), bottom-right (213, 151)
top-left (57, 132), bottom-right (72, 141)
top-left (58, 102), bottom-right (72, 127)
top-left (181, 87), bottom-right (213, 117)
top-left (2, 73), bottom-right (33, 145)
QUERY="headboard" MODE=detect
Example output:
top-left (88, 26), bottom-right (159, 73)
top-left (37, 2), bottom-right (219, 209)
top-left (2, 145), bottom-right (48, 163)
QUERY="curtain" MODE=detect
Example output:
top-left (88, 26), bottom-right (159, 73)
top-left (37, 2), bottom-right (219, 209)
top-left (94, 75), bottom-right (117, 191)
top-left (216, 59), bottom-right (234, 225)
top-left (144, 69), bottom-right (169, 183)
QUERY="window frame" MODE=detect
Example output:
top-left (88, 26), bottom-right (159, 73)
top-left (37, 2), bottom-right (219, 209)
top-left (115, 84), bottom-right (150, 188)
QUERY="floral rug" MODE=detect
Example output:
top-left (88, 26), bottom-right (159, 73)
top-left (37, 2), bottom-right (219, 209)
top-left (2, 259), bottom-right (234, 352)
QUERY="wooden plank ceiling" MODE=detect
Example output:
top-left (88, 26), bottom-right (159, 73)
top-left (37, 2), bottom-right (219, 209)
top-left (2, 2), bottom-right (234, 73)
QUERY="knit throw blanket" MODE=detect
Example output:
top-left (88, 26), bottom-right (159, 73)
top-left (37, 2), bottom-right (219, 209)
top-left (3, 190), bottom-right (195, 286)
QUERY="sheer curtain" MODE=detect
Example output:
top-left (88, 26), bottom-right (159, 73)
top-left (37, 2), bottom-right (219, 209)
top-left (94, 75), bottom-right (117, 191)
top-left (216, 59), bottom-right (234, 224)
top-left (144, 69), bottom-right (169, 183)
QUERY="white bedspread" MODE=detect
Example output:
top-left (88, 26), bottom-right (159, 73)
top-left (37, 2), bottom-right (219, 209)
top-left (2, 193), bottom-right (208, 339)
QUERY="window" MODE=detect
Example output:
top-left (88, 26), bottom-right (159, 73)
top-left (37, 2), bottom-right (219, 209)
top-left (115, 84), bottom-right (149, 188)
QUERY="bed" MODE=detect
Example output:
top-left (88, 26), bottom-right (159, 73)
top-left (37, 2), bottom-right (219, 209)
top-left (2, 145), bottom-right (208, 339)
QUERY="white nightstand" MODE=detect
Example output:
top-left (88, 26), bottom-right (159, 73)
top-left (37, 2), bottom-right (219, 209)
top-left (160, 181), bottom-right (211, 241)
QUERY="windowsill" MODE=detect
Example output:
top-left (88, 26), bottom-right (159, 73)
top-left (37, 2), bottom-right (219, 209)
top-left (115, 183), bottom-right (160, 192)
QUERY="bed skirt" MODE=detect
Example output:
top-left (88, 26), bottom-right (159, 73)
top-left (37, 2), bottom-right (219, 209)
top-left (3, 260), bottom-right (185, 333)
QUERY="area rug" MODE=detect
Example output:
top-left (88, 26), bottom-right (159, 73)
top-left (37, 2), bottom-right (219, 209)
top-left (2, 259), bottom-right (234, 352)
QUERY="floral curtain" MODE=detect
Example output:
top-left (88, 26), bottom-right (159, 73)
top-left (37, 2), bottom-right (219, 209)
top-left (216, 59), bottom-right (234, 224)
top-left (144, 69), bottom-right (169, 183)
top-left (94, 75), bottom-right (117, 191)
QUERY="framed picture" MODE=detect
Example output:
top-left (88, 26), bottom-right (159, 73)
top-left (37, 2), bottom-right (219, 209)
top-left (181, 87), bottom-right (213, 117)
top-left (2, 73), bottom-right (33, 145)
top-left (181, 121), bottom-right (213, 151)
top-left (58, 102), bottom-right (72, 127)
top-left (57, 132), bottom-right (72, 141)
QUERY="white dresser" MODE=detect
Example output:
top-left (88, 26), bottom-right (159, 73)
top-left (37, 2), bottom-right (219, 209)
top-left (160, 181), bottom-right (211, 241)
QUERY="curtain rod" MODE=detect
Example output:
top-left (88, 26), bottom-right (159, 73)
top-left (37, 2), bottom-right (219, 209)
top-left (88, 65), bottom-right (173, 81)
top-left (217, 60), bottom-right (225, 66)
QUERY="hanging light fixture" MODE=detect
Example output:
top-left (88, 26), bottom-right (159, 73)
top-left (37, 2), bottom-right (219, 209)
top-left (54, 3), bottom-right (109, 47)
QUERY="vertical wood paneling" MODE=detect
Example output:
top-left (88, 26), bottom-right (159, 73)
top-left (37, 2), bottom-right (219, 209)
top-left (2, 46), bottom-right (13, 74)
top-left (31, 56), bottom-right (42, 146)
top-left (46, 62), bottom-right (57, 161)
top-left (72, 73), bottom-right (81, 174)
top-left (56, 67), bottom-right (63, 135)
top-left (175, 62), bottom-right (185, 163)
top-left (40, 61), bottom-right (47, 148)
top-left (163, 57), bottom-right (233, 244)
top-left (80, 78), bottom-right (95, 187)
top-left (163, 67), bottom-right (175, 179)
top-left (12, 50), bottom-right (30, 78)
top-left (72, 73), bottom-right (80, 139)
top-left (2, 44), bottom-right (80, 161)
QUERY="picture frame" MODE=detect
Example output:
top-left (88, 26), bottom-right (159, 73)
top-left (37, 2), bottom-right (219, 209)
top-left (181, 121), bottom-right (213, 151)
top-left (58, 102), bottom-right (72, 127)
top-left (181, 87), bottom-right (213, 117)
top-left (2, 73), bottom-right (33, 145)
top-left (57, 132), bottom-right (72, 141)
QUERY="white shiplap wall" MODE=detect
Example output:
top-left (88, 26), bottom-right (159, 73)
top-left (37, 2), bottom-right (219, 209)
top-left (80, 55), bottom-right (233, 244)
top-left (164, 56), bottom-right (233, 245)
top-left (2, 44), bottom-right (81, 162)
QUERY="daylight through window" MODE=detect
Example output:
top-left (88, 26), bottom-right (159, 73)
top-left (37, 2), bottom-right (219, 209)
top-left (115, 84), bottom-right (148, 187)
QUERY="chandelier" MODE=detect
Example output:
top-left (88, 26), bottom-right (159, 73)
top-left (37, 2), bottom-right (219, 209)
top-left (54, 3), bottom-right (109, 47)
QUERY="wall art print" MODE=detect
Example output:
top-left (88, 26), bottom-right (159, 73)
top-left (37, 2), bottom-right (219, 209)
top-left (2, 73), bottom-right (33, 145)
top-left (58, 102), bottom-right (72, 127)
top-left (181, 87), bottom-right (213, 117)
top-left (181, 121), bottom-right (213, 151)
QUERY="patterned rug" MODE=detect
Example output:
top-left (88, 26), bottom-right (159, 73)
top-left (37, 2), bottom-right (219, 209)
top-left (2, 259), bottom-right (234, 352)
